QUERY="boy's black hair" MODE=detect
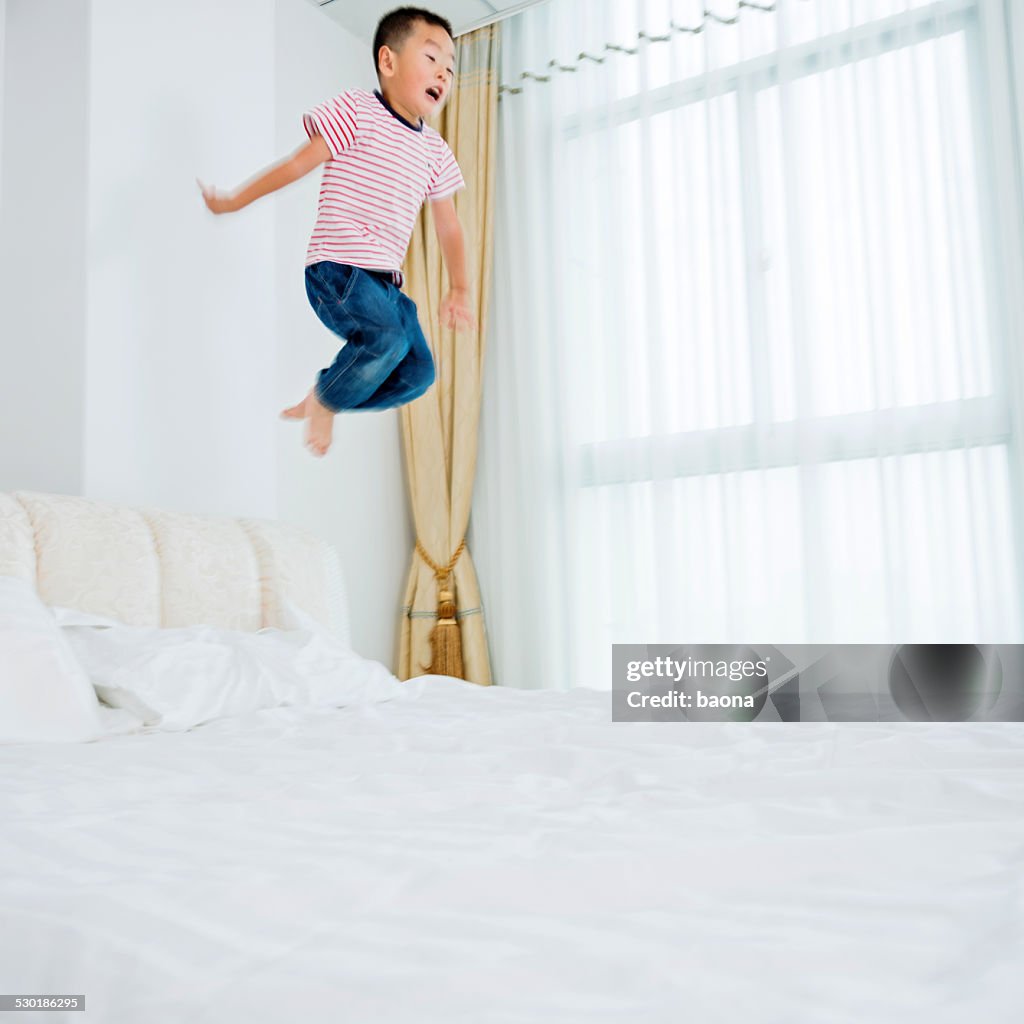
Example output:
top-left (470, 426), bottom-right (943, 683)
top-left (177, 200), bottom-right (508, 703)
top-left (373, 7), bottom-right (454, 74)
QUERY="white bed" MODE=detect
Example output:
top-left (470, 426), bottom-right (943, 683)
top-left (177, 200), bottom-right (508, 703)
top-left (1, 492), bottom-right (1023, 1023)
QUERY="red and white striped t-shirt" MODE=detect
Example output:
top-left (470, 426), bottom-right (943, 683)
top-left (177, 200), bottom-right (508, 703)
top-left (302, 88), bottom-right (464, 274)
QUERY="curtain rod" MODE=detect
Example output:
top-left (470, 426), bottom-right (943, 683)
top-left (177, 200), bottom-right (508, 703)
top-left (499, 0), bottom-right (778, 95)
top-left (456, 0), bottom-right (550, 36)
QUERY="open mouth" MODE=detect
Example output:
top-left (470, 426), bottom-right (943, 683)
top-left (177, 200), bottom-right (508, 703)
top-left (425, 86), bottom-right (442, 102)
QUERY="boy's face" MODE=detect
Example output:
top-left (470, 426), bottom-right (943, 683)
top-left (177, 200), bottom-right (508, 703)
top-left (378, 19), bottom-right (456, 121)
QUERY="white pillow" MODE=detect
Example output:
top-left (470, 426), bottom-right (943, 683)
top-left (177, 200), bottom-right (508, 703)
top-left (0, 576), bottom-right (105, 743)
top-left (53, 599), bottom-right (404, 732)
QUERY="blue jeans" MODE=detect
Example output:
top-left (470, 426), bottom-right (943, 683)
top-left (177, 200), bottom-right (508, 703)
top-left (304, 261), bottom-right (436, 412)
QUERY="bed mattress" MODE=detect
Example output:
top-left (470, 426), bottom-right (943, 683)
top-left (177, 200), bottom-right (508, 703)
top-left (2, 678), bottom-right (1022, 1023)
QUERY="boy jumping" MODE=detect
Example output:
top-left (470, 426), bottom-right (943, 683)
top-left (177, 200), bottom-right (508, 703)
top-left (199, 6), bottom-right (474, 457)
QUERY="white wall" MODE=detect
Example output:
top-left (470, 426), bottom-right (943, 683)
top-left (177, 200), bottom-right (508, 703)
top-left (0, 0), bottom-right (413, 668)
top-left (274, 0), bottom-right (414, 669)
top-left (0, 0), bottom-right (6, 201)
top-left (0, 0), bottom-right (89, 496)
top-left (84, 0), bottom-right (278, 518)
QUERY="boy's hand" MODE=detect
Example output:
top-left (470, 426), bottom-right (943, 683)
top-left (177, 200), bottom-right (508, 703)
top-left (197, 178), bottom-right (239, 215)
top-left (439, 287), bottom-right (476, 332)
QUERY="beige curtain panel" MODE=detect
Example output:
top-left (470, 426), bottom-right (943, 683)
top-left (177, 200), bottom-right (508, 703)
top-left (398, 25), bottom-right (500, 685)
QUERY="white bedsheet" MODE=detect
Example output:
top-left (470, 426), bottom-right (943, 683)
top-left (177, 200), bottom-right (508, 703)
top-left (1, 678), bottom-right (1022, 1023)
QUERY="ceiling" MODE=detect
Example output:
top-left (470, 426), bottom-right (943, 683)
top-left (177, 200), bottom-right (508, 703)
top-left (310, 0), bottom-right (537, 41)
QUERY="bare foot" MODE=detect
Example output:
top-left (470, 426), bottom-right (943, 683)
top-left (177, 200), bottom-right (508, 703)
top-left (304, 391), bottom-right (335, 457)
top-left (280, 389), bottom-right (335, 457)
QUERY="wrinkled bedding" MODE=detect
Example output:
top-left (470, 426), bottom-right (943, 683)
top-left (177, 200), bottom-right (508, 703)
top-left (1, 677), bottom-right (1022, 1023)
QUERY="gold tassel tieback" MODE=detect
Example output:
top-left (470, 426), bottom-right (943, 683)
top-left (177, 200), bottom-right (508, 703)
top-left (416, 537), bottom-right (468, 679)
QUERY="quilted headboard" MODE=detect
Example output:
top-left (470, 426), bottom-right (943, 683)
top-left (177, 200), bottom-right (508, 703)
top-left (0, 491), bottom-right (349, 644)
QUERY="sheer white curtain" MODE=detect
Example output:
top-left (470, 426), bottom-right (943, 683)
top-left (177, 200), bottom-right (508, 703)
top-left (472, 0), bottom-right (1024, 689)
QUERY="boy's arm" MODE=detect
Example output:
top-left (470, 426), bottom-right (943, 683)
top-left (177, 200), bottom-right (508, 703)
top-left (431, 196), bottom-right (476, 332)
top-left (199, 134), bottom-right (331, 214)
